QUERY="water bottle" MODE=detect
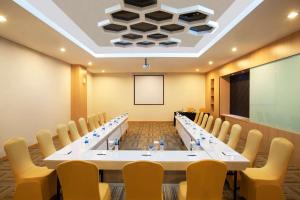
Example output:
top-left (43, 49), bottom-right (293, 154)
top-left (159, 139), bottom-right (165, 151)
top-left (83, 136), bottom-right (89, 146)
top-left (93, 130), bottom-right (97, 137)
top-left (196, 139), bottom-right (202, 150)
top-left (190, 141), bottom-right (195, 151)
top-left (114, 138), bottom-right (119, 151)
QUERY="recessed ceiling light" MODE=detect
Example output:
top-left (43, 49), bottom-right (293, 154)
top-left (0, 16), bottom-right (7, 23)
top-left (208, 61), bottom-right (213, 65)
top-left (231, 47), bottom-right (237, 52)
top-left (88, 61), bottom-right (93, 66)
top-left (287, 11), bottom-right (298, 20)
top-left (101, 70), bottom-right (105, 73)
top-left (196, 68), bottom-right (200, 72)
top-left (60, 47), bottom-right (66, 52)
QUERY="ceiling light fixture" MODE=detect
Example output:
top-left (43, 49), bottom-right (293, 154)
top-left (196, 68), bottom-right (200, 72)
top-left (287, 11), bottom-right (298, 20)
top-left (143, 58), bottom-right (150, 69)
top-left (60, 47), bottom-right (66, 52)
top-left (231, 47), bottom-right (237, 52)
top-left (88, 61), bottom-right (93, 66)
top-left (101, 70), bottom-right (105, 73)
top-left (0, 15), bottom-right (7, 23)
top-left (208, 61), bottom-right (213, 65)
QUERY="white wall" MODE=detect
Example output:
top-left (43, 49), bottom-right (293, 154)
top-left (89, 73), bottom-right (205, 121)
top-left (0, 38), bottom-right (71, 157)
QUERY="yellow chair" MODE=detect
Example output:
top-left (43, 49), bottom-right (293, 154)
top-left (178, 160), bottom-right (227, 200)
top-left (197, 112), bottom-right (204, 125)
top-left (253, 184), bottom-right (285, 200)
top-left (56, 124), bottom-right (71, 148)
top-left (87, 115), bottom-right (96, 131)
top-left (93, 114), bottom-right (100, 128)
top-left (240, 137), bottom-right (294, 200)
top-left (4, 137), bottom-right (57, 200)
top-left (186, 107), bottom-right (195, 112)
top-left (36, 129), bottom-right (56, 158)
top-left (242, 129), bottom-right (263, 167)
top-left (204, 115), bottom-right (214, 132)
top-left (193, 112), bottom-right (200, 123)
top-left (227, 124), bottom-right (242, 150)
top-left (57, 161), bottom-right (111, 200)
top-left (227, 129), bottom-right (263, 189)
top-left (78, 117), bottom-right (89, 135)
top-left (211, 118), bottom-right (222, 136)
top-left (68, 120), bottom-right (81, 141)
top-left (100, 112), bottom-right (108, 124)
top-left (200, 114), bottom-right (209, 128)
top-left (217, 121), bottom-right (230, 142)
top-left (123, 161), bottom-right (164, 200)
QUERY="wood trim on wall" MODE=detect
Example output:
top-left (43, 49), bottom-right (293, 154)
top-left (71, 65), bottom-right (87, 122)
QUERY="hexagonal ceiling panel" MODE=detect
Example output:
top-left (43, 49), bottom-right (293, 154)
top-left (145, 11), bottom-right (173, 21)
top-left (130, 22), bottom-right (158, 32)
top-left (16, 0), bottom-right (263, 57)
top-left (111, 10), bottom-right (139, 21)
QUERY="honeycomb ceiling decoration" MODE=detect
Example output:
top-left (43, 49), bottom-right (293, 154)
top-left (97, 0), bottom-right (218, 48)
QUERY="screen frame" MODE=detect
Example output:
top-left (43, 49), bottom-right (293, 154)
top-left (133, 75), bottom-right (164, 105)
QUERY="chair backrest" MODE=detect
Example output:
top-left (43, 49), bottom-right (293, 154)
top-left (56, 124), bottom-right (71, 148)
top-left (204, 115), bottom-right (214, 132)
top-left (186, 107), bottom-right (195, 112)
top-left (78, 117), bottom-right (89, 135)
top-left (186, 160), bottom-right (227, 200)
top-left (87, 116), bottom-right (96, 131)
top-left (68, 121), bottom-right (81, 141)
top-left (264, 137), bottom-right (294, 184)
top-left (193, 112), bottom-right (200, 123)
top-left (123, 161), bottom-right (164, 200)
top-left (93, 114), bottom-right (100, 128)
top-left (57, 161), bottom-right (101, 200)
top-left (211, 118), bottom-right (222, 136)
top-left (227, 124), bottom-right (242, 150)
top-left (4, 137), bottom-right (35, 182)
top-left (242, 129), bottom-right (263, 167)
top-left (197, 112), bottom-right (204, 125)
top-left (36, 129), bottom-right (56, 158)
top-left (200, 114), bottom-right (209, 128)
top-left (102, 112), bottom-right (108, 123)
top-left (218, 121), bottom-right (230, 142)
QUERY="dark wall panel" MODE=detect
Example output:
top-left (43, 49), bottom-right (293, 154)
top-left (230, 72), bottom-right (249, 118)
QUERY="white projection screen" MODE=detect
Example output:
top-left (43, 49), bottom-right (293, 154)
top-left (134, 75), bottom-right (164, 105)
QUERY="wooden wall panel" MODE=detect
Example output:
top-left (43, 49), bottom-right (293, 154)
top-left (223, 114), bottom-right (300, 168)
top-left (71, 65), bottom-right (87, 122)
top-left (205, 30), bottom-right (300, 168)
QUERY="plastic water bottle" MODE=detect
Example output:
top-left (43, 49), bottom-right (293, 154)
top-left (196, 139), bottom-right (202, 150)
top-left (159, 139), bottom-right (165, 151)
top-left (83, 136), bottom-right (89, 146)
top-left (114, 139), bottom-right (119, 151)
top-left (190, 141), bottom-right (195, 151)
top-left (93, 130), bottom-right (97, 137)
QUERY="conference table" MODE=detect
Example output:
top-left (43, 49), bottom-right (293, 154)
top-left (44, 113), bottom-right (249, 200)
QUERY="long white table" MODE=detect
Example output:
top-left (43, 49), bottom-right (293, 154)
top-left (45, 113), bottom-right (249, 200)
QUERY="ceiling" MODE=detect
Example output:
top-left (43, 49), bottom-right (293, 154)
top-left (0, 0), bottom-right (300, 73)
top-left (12, 0), bottom-right (261, 58)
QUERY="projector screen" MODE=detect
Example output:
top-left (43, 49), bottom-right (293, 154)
top-left (134, 75), bottom-right (164, 105)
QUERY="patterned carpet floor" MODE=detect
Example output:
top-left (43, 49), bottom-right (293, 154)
top-left (1, 121), bottom-right (299, 200)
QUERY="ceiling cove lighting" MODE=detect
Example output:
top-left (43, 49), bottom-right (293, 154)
top-left (0, 15), bottom-right (7, 23)
top-left (231, 47), bottom-right (237, 52)
top-left (287, 11), bottom-right (298, 20)
top-left (60, 47), bottom-right (66, 52)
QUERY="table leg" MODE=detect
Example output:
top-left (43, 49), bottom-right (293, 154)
top-left (100, 170), bottom-right (104, 182)
top-left (56, 177), bottom-right (60, 200)
top-left (233, 171), bottom-right (237, 200)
